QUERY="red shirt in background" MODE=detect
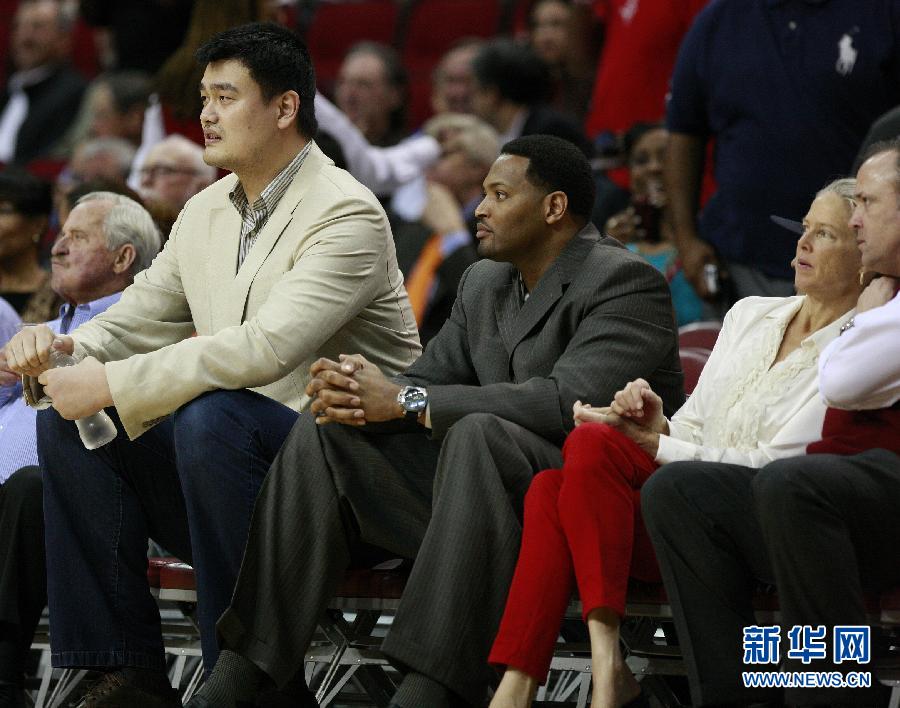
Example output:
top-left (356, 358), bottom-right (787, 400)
top-left (586, 0), bottom-right (709, 138)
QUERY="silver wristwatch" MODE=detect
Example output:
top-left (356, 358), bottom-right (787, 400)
top-left (397, 385), bottom-right (428, 421)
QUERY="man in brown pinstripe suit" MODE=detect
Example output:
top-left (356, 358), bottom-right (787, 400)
top-left (189, 135), bottom-right (685, 708)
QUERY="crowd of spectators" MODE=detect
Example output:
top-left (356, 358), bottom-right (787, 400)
top-left (0, 1), bottom-right (898, 707)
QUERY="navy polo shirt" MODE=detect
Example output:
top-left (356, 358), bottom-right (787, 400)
top-left (667, 0), bottom-right (900, 279)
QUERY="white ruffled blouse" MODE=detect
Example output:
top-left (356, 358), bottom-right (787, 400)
top-left (657, 296), bottom-right (852, 468)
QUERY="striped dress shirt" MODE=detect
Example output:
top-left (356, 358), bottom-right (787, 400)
top-left (229, 142), bottom-right (312, 270)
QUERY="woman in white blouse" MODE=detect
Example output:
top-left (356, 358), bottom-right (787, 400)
top-left (488, 178), bottom-right (865, 708)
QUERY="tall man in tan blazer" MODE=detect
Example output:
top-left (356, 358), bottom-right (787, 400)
top-left (5, 22), bottom-right (420, 708)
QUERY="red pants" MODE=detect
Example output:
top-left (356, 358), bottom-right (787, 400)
top-left (488, 423), bottom-right (661, 682)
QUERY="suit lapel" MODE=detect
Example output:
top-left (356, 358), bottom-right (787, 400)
top-left (506, 267), bottom-right (562, 353)
top-left (206, 186), bottom-right (242, 328)
top-left (493, 276), bottom-right (521, 353)
top-left (221, 143), bottom-right (328, 325)
top-left (503, 225), bottom-right (601, 353)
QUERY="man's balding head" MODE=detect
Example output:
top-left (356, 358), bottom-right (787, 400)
top-left (139, 135), bottom-right (217, 212)
top-left (851, 138), bottom-right (900, 276)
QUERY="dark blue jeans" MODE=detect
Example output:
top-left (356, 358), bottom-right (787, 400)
top-left (38, 389), bottom-right (298, 673)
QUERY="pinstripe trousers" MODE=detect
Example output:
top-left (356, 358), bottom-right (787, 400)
top-left (217, 411), bottom-right (562, 706)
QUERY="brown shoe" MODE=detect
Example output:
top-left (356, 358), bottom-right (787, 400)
top-left (81, 670), bottom-right (180, 708)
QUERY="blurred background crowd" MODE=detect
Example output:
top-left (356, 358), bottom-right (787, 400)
top-left (0, 0), bottom-right (897, 341)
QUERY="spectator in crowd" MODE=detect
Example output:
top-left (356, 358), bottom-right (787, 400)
top-left (488, 177), bottom-right (865, 708)
top-left (185, 135), bottom-right (683, 708)
top-left (87, 71), bottom-right (152, 147)
top-left (644, 140), bottom-right (900, 708)
top-left (665, 0), bottom-right (900, 303)
top-left (137, 134), bottom-right (217, 231)
top-left (384, 114), bottom-right (496, 344)
top-left (391, 179), bottom-right (478, 346)
top-left (0, 193), bottom-right (160, 708)
top-left (604, 123), bottom-right (703, 326)
top-left (53, 71), bottom-right (153, 160)
top-left (0, 0), bottom-right (87, 166)
top-left (335, 41), bottom-right (408, 147)
top-left (5, 22), bottom-right (419, 707)
top-left (312, 93), bottom-right (442, 197)
top-left (0, 169), bottom-right (60, 323)
top-left (55, 137), bottom-right (136, 231)
top-left (430, 38), bottom-right (483, 116)
top-left (528, 0), bottom-right (594, 122)
top-left (66, 137), bottom-right (136, 187)
top-left (583, 0), bottom-right (707, 147)
top-left (425, 113), bottom-right (500, 236)
top-left (471, 39), bottom-right (592, 157)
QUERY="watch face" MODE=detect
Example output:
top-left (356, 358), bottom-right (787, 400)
top-left (400, 386), bottom-right (427, 413)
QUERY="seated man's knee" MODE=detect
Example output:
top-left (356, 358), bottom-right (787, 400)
top-left (445, 412), bottom-right (505, 444)
top-left (641, 462), bottom-right (702, 529)
top-left (752, 457), bottom-right (816, 529)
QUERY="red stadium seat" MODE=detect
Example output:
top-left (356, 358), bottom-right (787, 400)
top-left (304, 0), bottom-right (399, 93)
top-left (678, 320), bottom-right (721, 353)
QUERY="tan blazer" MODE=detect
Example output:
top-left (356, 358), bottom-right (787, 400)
top-left (71, 142), bottom-right (421, 439)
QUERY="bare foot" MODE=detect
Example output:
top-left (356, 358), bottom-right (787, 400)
top-left (489, 668), bottom-right (537, 708)
top-left (590, 652), bottom-right (641, 707)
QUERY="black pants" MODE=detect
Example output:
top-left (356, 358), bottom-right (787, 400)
top-left (218, 412), bottom-right (562, 706)
top-left (0, 467), bottom-right (45, 687)
top-left (642, 451), bottom-right (900, 707)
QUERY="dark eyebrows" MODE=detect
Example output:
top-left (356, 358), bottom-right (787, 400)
top-left (199, 81), bottom-right (239, 93)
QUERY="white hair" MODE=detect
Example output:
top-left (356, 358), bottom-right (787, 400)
top-left (75, 191), bottom-right (162, 274)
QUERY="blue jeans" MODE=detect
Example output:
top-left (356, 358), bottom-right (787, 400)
top-left (38, 389), bottom-right (298, 673)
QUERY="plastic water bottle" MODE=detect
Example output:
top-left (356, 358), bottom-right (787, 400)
top-left (47, 349), bottom-right (118, 450)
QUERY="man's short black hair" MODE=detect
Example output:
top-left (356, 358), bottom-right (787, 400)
top-left (472, 39), bottom-right (551, 106)
top-left (196, 22), bottom-right (318, 138)
top-left (501, 134), bottom-right (596, 222)
top-left (0, 169), bottom-right (52, 217)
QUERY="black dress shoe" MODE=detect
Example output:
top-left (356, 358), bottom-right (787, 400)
top-left (81, 670), bottom-right (180, 708)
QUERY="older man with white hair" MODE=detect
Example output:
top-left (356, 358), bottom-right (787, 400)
top-left (0, 191), bottom-right (160, 707)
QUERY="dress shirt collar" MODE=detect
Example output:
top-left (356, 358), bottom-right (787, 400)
top-left (57, 292), bottom-right (123, 334)
top-left (228, 141), bottom-right (312, 219)
top-left (764, 296), bottom-right (852, 354)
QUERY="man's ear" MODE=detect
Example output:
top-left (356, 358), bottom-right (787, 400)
top-left (112, 243), bottom-right (137, 275)
top-left (276, 90), bottom-right (301, 130)
top-left (544, 191), bottom-right (568, 224)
